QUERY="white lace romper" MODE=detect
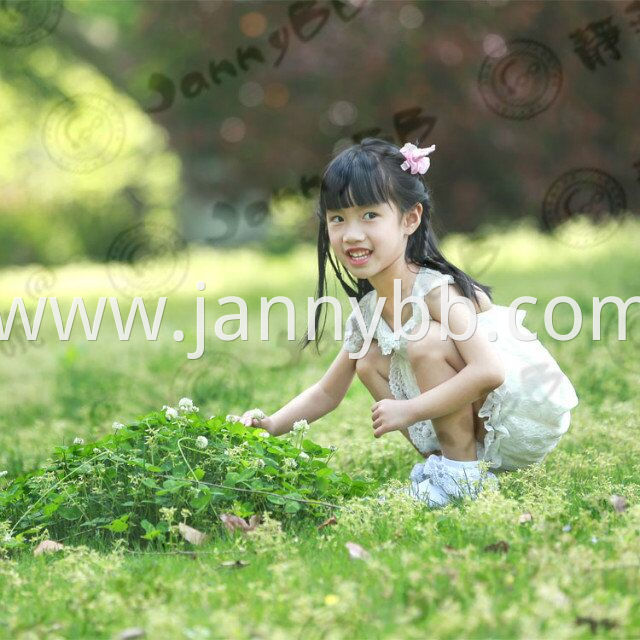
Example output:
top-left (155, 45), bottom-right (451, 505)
top-left (342, 266), bottom-right (580, 472)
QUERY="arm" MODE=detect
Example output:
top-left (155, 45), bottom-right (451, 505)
top-left (267, 347), bottom-right (357, 436)
top-left (406, 284), bottom-right (506, 425)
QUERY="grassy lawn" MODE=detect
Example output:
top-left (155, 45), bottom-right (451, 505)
top-left (1, 216), bottom-right (639, 639)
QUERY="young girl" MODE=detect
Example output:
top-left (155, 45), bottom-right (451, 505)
top-left (237, 137), bottom-right (579, 508)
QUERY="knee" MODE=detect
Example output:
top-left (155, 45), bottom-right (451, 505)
top-left (406, 321), bottom-right (449, 369)
top-left (354, 340), bottom-right (384, 381)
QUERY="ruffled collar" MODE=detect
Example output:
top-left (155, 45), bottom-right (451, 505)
top-left (370, 266), bottom-right (432, 356)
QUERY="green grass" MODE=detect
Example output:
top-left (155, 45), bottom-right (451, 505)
top-left (1, 216), bottom-right (639, 639)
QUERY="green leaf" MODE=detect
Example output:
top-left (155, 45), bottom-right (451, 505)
top-left (43, 502), bottom-right (60, 516)
top-left (103, 514), bottom-right (130, 532)
top-left (190, 493), bottom-right (210, 509)
top-left (193, 467), bottom-right (205, 481)
top-left (58, 505), bottom-right (83, 520)
top-left (140, 519), bottom-right (155, 534)
top-left (266, 494), bottom-right (286, 505)
top-left (80, 517), bottom-right (112, 528)
top-left (284, 500), bottom-right (301, 514)
top-left (141, 477), bottom-right (158, 489)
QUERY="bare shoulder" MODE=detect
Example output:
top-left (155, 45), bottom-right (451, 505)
top-left (424, 281), bottom-right (493, 323)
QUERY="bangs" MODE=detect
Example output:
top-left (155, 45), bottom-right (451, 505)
top-left (319, 149), bottom-right (396, 214)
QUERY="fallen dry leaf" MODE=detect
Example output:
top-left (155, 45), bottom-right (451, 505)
top-left (219, 513), bottom-right (261, 534)
top-left (443, 545), bottom-right (463, 555)
top-left (345, 541), bottom-right (371, 561)
top-left (33, 540), bottom-right (64, 556)
top-left (317, 516), bottom-right (338, 530)
top-left (116, 628), bottom-right (146, 640)
top-left (609, 494), bottom-right (628, 513)
top-left (575, 615), bottom-right (618, 633)
top-left (518, 512), bottom-right (533, 524)
top-left (178, 522), bottom-right (208, 546)
top-left (220, 559), bottom-right (250, 568)
top-left (483, 540), bottom-right (509, 553)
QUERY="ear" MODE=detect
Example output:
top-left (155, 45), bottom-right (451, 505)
top-left (403, 202), bottom-right (423, 235)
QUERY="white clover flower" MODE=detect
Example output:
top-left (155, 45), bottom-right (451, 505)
top-left (178, 397), bottom-right (199, 414)
top-left (0, 470), bottom-right (7, 477)
top-left (226, 414), bottom-right (242, 423)
top-left (226, 442), bottom-right (248, 458)
top-left (73, 437), bottom-right (84, 445)
top-left (283, 457), bottom-right (298, 469)
top-left (292, 419), bottom-right (309, 433)
top-left (162, 405), bottom-right (179, 421)
top-left (93, 448), bottom-right (100, 454)
top-left (159, 506), bottom-right (176, 523)
top-left (247, 408), bottom-right (266, 420)
top-left (329, 445), bottom-right (337, 452)
top-left (256, 429), bottom-right (270, 438)
top-left (112, 421), bottom-right (125, 431)
top-left (256, 458), bottom-right (265, 468)
top-left (298, 452), bottom-right (310, 461)
top-left (196, 435), bottom-right (208, 449)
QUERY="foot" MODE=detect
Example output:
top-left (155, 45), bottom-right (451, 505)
top-left (407, 454), bottom-right (499, 509)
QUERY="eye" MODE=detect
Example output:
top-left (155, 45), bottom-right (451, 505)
top-left (364, 211), bottom-right (378, 220)
top-left (328, 214), bottom-right (343, 223)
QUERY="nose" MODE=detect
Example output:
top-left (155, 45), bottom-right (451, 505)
top-left (343, 221), bottom-right (366, 243)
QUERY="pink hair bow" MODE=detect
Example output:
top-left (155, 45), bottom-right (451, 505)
top-left (399, 142), bottom-right (436, 175)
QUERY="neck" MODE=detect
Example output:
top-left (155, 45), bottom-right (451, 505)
top-left (368, 256), bottom-right (420, 306)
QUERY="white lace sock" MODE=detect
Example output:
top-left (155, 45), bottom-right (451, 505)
top-left (407, 454), bottom-right (498, 508)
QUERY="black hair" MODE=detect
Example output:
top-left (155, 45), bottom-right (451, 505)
top-left (298, 137), bottom-right (494, 354)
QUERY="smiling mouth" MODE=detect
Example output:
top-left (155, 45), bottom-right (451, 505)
top-left (345, 249), bottom-right (373, 265)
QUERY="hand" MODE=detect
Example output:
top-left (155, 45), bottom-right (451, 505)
top-left (239, 409), bottom-right (275, 435)
top-left (371, 398), bottom-right (415, 438)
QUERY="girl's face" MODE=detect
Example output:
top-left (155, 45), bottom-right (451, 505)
top-left (325, 200), bottom-right (422, 277)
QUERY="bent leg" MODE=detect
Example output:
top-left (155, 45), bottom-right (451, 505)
top-left (407, 322), bottom-right (487, 461)
top-left (355, 340), bottom-right (440, 459)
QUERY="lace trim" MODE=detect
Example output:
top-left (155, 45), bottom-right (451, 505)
top-left (389, 352), bottom-right (440, 454)
top-left (477, 384), bottom-right (511, 470)
top-left (373, 268), bottom-right (454, 356)
top-left (415, 455), bottom-right (498, 499)
top-left (342, 293), bottom-right (375, 353)
top-left (344, 268), bottom-right (454, 356)
top-left (343, 327), bottom-right (363, 353)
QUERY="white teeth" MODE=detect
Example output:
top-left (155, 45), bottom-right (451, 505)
top-left (348, 250), bottom-right (371, 258)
